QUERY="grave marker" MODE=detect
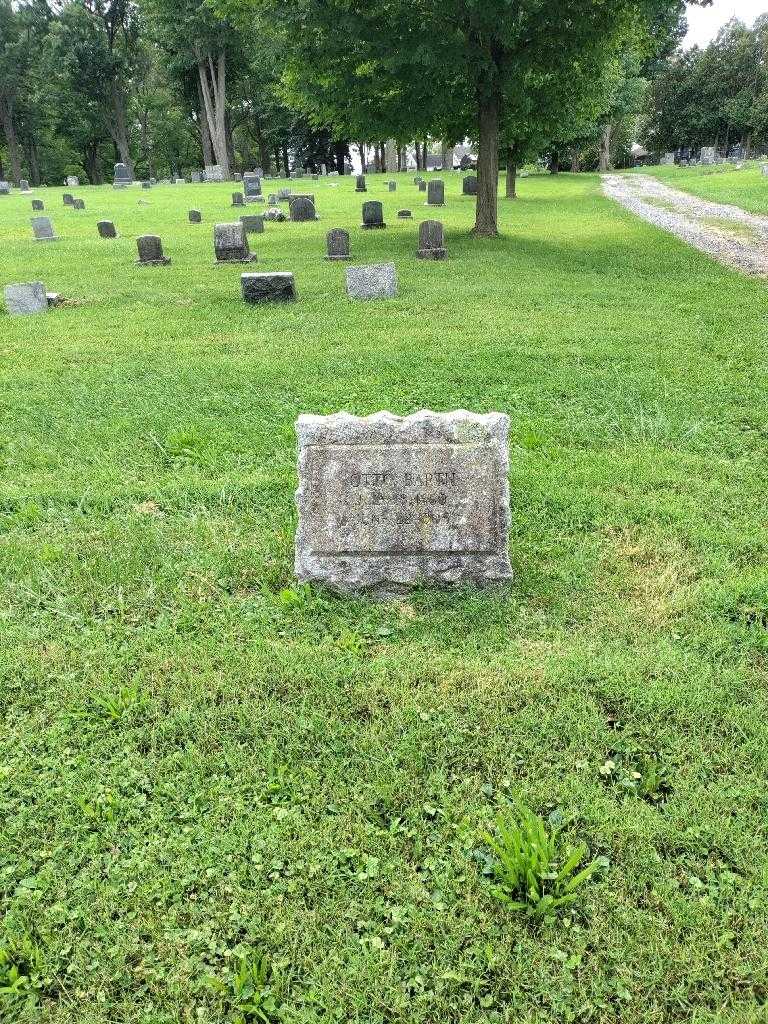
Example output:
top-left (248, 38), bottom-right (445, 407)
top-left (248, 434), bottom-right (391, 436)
top-left (240, 214), bottom-right (264, 234)
top-left (98, 221), bottom-right (117, 239)
top-left (31, 217), bottom-right (57, 241)
top-left (325, 228), bottom-right (351, 261)
top-left (346, 262), bottom-right (397, 299)
top-left (241, 272), bottom-right (297, 303)
top-left (136, 235), bottom-right (170, 266)
top-left (427, 180), bottom-right (445, 206)
top-left (214, 222), bottom-right (256, 262)
top-left (361, 201), bottom-right (386, 229)
top-left (4, 282), bottom-right (48, 316)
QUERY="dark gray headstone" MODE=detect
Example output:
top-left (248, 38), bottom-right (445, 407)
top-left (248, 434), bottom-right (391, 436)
top-left (32, 199), bottom-right (44, 212)
top-left (289, 196), bottom-right (317, 221)
top-left (240, 214), bottom-right (264, 234)
top-left (462, 176), bottom-right (478, 196)
top-left (73, 198), bottom-right (85, 210)
top-left (114, 162), bottom-right (131, 187)
top-left (427, 180), bottom-right (445, 206)
top-left (355, 175), bottom-right (367, 193)
top-left (232, 192), bottom-right (245, 207)
top-left (214, 222), bottom-right (256, 262)
top-left (0, 181), bottom-right (11, 196)
top-left (4, 281), bottom-right (48, 316)
top-left (189, 210), bottom-right (202, 223)
top-left (325, 228), bottom-right (351, 261)
top-left (31, 217), bottom-right (57, 241)
top-left (361, 201), bottom-right (385, 229)
top-left (243, 173), bottom-right (262, 198)
top-left (136, 235), bottom-right (170, 266)
top-left (97, 220), bottom-right (117, 239)
top-left (346, 262), bottom-right (397, 300)
top-left (241, 272), bottom-right (296, 303)
top-left (388, 181), bottom-right (396, 192)
top-left (417, 220), bottom-right (446, 260)
top-left (418, 180), bottom-right (427, 192)
top-left (63, 194), bottom-right (74, 206)
top-left (19, 179), bottom-right (30, 192)
top-left (397, 210), bottom-right (412, 219)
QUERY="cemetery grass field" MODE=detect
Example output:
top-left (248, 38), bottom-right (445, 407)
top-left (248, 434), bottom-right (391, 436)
top-left (2, 171), bottom-right (768, 1024)
top-left (636, 158), bottom-right (768, 216)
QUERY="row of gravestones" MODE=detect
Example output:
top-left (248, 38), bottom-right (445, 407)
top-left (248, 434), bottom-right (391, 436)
top-left (355, 175), bottom-right (478, 199)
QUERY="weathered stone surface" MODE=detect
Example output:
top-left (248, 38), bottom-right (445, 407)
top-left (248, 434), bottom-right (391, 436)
top-left (136, 235), bottom-right (170, 265)
top-left (31, 217), bottom-right (57, 241)
top-left (355, 174), bottom-right (367, 193)
top-left (97, 220), bottom-right (117, 239)
top-left (0, 181), bottom-right (10, 196)
top-left (325, 228), bottom-right (351, 261)
top-left (346, 262), bottom-right (397, 300)
top-left (66, 175), bottom-right (79, 187)
top-left (214, 222), bottom-right (256, 263)
top-left (205, 164), bottom-right (224, 182)
top-left (142, 180), bottom-right (152, 189)
top-left (114, 162), bottom-right (131, 186)
top-left (232, 192), bottom-right (245, 207)
top-left (661, 152), bottom-right (675, 165)
top-left (19, 179), bottom-right (30, 192)
top-left (361, 201), bottom-right (385, 229)
top-left (241, 272), bottom-right (296, 303)
top-left (427, 179), bottom-right (445, 206)
top-left (240, 214), bottom-right (264, 234)
top-left (32, 199), bottom-right (44, 211)
top-left (268, 193), bottom-right (278, 204)
top-left (388, 181), bottom-right (397, 192)
top-left (189, 210), bottom-right (202, 223)
top-left (63, 193), bottom-right (74, 206)
top-left (418, 180), bottom-right (427, 192)
top-left (397, 209), bottom-right (412, 219)
top-left (72, 198), bottom-right (85, 210)
top-left (243, 173), bottom-right (262, 198)
top-left (294, 410), bottom-right (513, 594)
top-left (264, 207), bottom-right (287, 222)
top-left (277, 188), bottom-right (292, 200)
top-left (462, 175), bottom-right (478, 196)
top-left (700, 146), bottom-right (716, 165)
top-left (417, 219), bottom-right (446, 260)
top-left (191, 171), bottom-right (202, 183)
top-left (4, 281), bottom-right (48, 316)
top-left (289, 196), bottom-right (317, 221)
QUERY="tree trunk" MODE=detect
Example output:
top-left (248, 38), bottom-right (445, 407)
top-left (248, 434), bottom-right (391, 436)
top-left (745, 133), bottom-right (752, 160)
top-left (282, 141), bottom-right (290, 174)
top-left (197, 51), bottom-right (229, 178)
top-left (505, 145), bottom-right (517, 198)
top-left (549, 151), bottom-right (560, 174)
top-left (109, 78), bottom-right (132, 173)
top-left (225, 109), bottom-right (236, 176)
top-left (473, 89), bottom-right (500, 237)
top-left (197, 75), bottom-right (214, 166)
top-left (358, 141), bottom-right (366, 174)
top-left (441, 140), bottom-right (448, 170)
top-left (254, 118), bottom-right (271, 173)
top-left (27, 138), bottom-right (41, 186)
top-left (570, 149), bottom-right (581, 173)
top-left (334, 141), bottom-right (347, 174)
top-left (0, 97), bottom-right (23, 184)
top-left (598, 124), bottom-right (612, 172)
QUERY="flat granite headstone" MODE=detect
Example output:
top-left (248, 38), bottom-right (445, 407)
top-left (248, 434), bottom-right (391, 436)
top-left (214, 222), bottom-right (256, 262)
top-left (294, 410), bottom-right (513, 594)
top-left (189, 210), bottom-right (202, 223)
top-left (240, 214), bottom-right (264, 234)
top-left (289, 196), bottom-right (317, 221)
top-left (462, 176), bottom-right (478, 196)
top-left (241, 272), bottom-right (296, 303)
top-left (346, 262), bottom-right (397, 299)
top-left (417, 219), bottom-right (446, 260)
top-left (361, 201), bottom-right (385, 229)
top-left (136, 235), bottom-right (170, 266)
top-left (325, 228), bottom-right (351, 261)
top-left (5, 282), bottom-right (48, 316)
top-left (397, 209), bottom-right (412, 219)
top-left (32, 199), bottom-right (44, 212)
top-left (355, 175), bottom-right (367, 193)
top-left (31, 217), bottom-right (57, 241)
top-left (427, 179), bottom-right (445, 206)
top-left (98, 220), bottom-right (117, 239)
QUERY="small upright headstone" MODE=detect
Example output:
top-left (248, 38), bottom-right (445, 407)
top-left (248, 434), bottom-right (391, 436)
top-left (397, 210), bottom-right (412, 219)
top-left (417, 220), bottom-right (447, 260)
top-left (345, 262), bottom-right (397, 300)
top-left (19, 179), bottom-right (31, 192)
top-left (114, 162), bottom-right (131, 187)
top-left (243, 173), bottom-right (262, 200)
top-left (214, 222), bottom-right (256, 262)
top-left (205, 164), bottom-right (224, 182)
top-left (289, 196), bottom-right (317, 221)
top-left (136, 235), bottom-right (170, 266)
top-left (189, 210), bottom-right (202, 223)
top-left (0, 181), bottom-right (10, 196)
top-left (232, 192), bottom-right (245, 207)
top-left (73, 198), bottom-right (85, 210)
top-left (264, 207), bottom-right (286, 222)
top-left (31, 217), bottom-right (57, 242)
top-left (388, 181), bottom-right (396, 192)
top-left (233, 172), bottom-right (242, 182)
top-left (4, 282), bottom-right (48, 316)
top-left (462, 176), bottom-right (478, 196)
top-left (361, 201), bottom-right (386, 229)
top-left (241, 272), bottom-right (297, 303)
top-left (427, 180), bottom-right (445, 206)
top-left (191, 171), bottom-right (202, 184)
top-left (418, 180), bottom-right (427, 192)
top-left (294, 410), bottom-right (513, 593)
top-left (66, 175), bottom-right (79, 187)
top-left (761, 164), bottom-right (768, 177)
top-left (661, 152), bottom-right (675, 165)
top-left (355, 175), bottom-right (367, 193)
top-left (240, 214), bottom-right (264, 234)
top-left (142, 180), bottom-right (152, 189)
top-left (268, 193), bottom-right (278, 205)
top-left (700, 146), bottom-right (716, 165)
top-left (325, 228), bottom-right (351, 261)
top-left (98, 220), bottom-right (117, 239)
top-left (277, 188), bottom-right (292, 200)
top-left (32, 199), bottom-right (44, 212)
top-left (63, 193), bottom-right (74, 206)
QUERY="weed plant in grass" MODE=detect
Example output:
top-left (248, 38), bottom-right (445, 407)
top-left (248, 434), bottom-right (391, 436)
top-left (1, 172), bottom-right (768, 1023)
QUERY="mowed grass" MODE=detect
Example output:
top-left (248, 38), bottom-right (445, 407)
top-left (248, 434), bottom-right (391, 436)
top-left (1, 171), bottom-right (768, 1024)
top-left (635, 159), bottom-right (768, 216)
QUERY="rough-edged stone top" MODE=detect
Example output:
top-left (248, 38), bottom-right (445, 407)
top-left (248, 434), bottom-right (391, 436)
top-left (294, 410), bottom-right (513, 595)
top-left (5, 282), bottom-right (48, 316)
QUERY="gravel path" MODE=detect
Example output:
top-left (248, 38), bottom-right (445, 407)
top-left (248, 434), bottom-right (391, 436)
top-left (602, 173), bottom-right (768, 277)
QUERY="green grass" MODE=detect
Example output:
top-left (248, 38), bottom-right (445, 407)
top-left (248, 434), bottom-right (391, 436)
top-left (2, 171), bottom-right (768, 1024)
top-left (634, 159), bottom-right (768, 216)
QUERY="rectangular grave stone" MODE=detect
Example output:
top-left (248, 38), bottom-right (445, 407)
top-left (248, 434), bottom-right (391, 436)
top-left (294, 410), bottom-right (513, 593)
top-left (361, 201), bottom-right (385, 229)
top-left (66, 175), bottom-right (80, 187)
top-left (142, 180), bottom-right (152, 189)
top-left (240, 214), bottom-right (264, 234)
top-left (417, 219), bottom-right (446, 260)
top-left (462, 176), bottom-right (478, 196)
top-left (214, 222), bottom-right (256, 262)
top-left (136, 235), bottom-right (170, 266)
top-left (19, 179), bottom-right (30, 192)
top-left (32, 199), bottom-right (44, 211)
top-left (189, 210), bottom-right (202, 223)
top-left (114, 162), bottom-right (132, 187)
top-left (31, 216), bottom-right (57, 241)
top-left (243, 173), bottom-right (262, 199)
top-left (355, 175), bottom-right (367, 193)
top-left (232, 192), bottom-right (245, 207)
top-left (205, 164), bottom-right (224, 182)
top-left (0, 181), bottom-right (10, 196)
top-left (63, 193), bottom-right (74, 206)
top-left (98, 220), bottom-right (117, 239)
top-left (427, 179), bottom-right (445, 206)
top-left (346, 262), bottom-right (397, 299)
top-left (325, 228), bottom-right (351, 261)
top-left (700, 146), bottom-right (715, 165)
top-left (241, 272), bottom-right (296, 303)
top-left (5, 281), bottom-right (48, 316)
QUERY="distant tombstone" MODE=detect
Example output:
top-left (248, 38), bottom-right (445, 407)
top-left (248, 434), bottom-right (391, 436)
top-left (346, 262), bottom-right (397, 300)
top-left (459, 154), bottom-right (473, 171)
top-left (97, 220), bottom-right (117, 239)
top-left (214, 222), bottom-right (256, 262)
top-left (73, 198), bottom-right (85, 210)
top-left (240, 214), bottom-right (264, 234)
top-left (661, 152), bottom-right (675, 165)
top-left (232, 192), bottom-right (245, 207)
top-left (205, 164), bottom-right (224, 182)
top-left (264, 207), bottom-right (286, 222)
top-left (417, 220), bottom-right (446, 260)
top-left (243, 173), bottom-right (262, 200)
top-left (355, 174), bottom-right (367, 193)
top-left (289, 196), bottom-right (317, 221)
top-left (462, 176), bottom-right (478, 196)
top-left (4, 281), bottom-right (48, 316)
top-left (63, 194), bottom-right (74, 206)
top-left (294, 410), bottom-right (513, 593)
top-left (191, 171), bottom-right (202, 183)
top-left (150, 177), bottom-right (157, 185)
top-left (388, 181), bottom-right (397, 192)
top-left (427, 179), bottom-right (445, 206)
top-left (277, 188), bottom-right (292, 200)
top-left (361, 201), bottom-right (386, 229)
top-left (189, 210), bottom-right (202, 223)
top-left (418, 180), bottom-right (427, 192)
top-left (268, 193), bottom-right (278, 204)
top-left (31, 217), bottom-right (57, 242)
top-left (66, 175), bottom-right (80, 187)
top-left (136, 235), bottom-right (170, 266)
top-left (142, 180), bottom-right (152, 189)
top-left (325, 228), bottom-right (351, 261)
top-left (233, 172), bottom-right (243, 182)
top-left (241, 272), bottom-right (296, 303)
top-left (32, 199), bottom-right (44, 212)
top-left (320, 164), bottom-right (327, 175)
top-left (397, 210), bottom-right (412, 219)
top-left (700, 146), bottom-right (716, 165)
top-left (0, 181), bottom-right (10, 196)
top-left (19, 179), bottom-right (30, 192)
top-left (114, 162), bottom-right (131, 187)
top-left (761, 164), bottom-right (768, 177)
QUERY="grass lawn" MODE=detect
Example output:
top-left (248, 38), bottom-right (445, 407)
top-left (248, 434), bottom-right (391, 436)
top-left (2, 171), bottom-right (768, 1024)
top-left (634, 159), bottom-right (768, 216)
